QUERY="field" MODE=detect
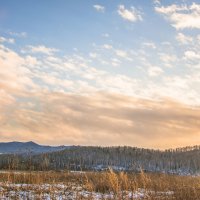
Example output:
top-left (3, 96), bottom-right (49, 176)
top-left (0, 170), bottom-right (199, 199)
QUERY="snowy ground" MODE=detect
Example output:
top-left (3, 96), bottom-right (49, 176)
top-left (0, 182), bottom-right (174, 199)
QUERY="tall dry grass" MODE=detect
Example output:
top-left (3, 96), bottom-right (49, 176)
top-left (0, 170), bottom-right (200, 199)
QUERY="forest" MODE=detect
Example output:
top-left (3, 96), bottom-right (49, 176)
top-left (1, 145), bottom-right (200, 175)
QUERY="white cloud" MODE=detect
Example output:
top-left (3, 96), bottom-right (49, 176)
top-left (0, 44), bottom-right (36, 91)
top-left (25, 55), bottom-right (39, 66)
top-left (155, 3), bottom-right (200, 29)
top-left (114, 49), bottom-right (133, 61)
top-left (161, 41), bottom-right (172, 46)
top-left (93, 5), bottom-right (105, 13)
top-left (27, 45), bottom-right (59, 55)
top-left (159, 53), bottom-right (177, 67)
top-left (153, 0), bottom-right (161, 5)
top-left (197, 35), bottom-right (200, 43)
top-left (2, 91), bottom-right (200, 148)
top-left (176, 33), bottom-right (193, 44)
top-left (0, 36), bottom-right (15, 44)
top-left (89, 52), bottom-right (98, 58)
top-left (118, 5), bottom-right (142, 22)
top-left (142, 42), bottom-right (156, 49)
top-left (184, 50), bottom-right (200, 61)
top-left (148, 66), bottom-right (163, 77)
top-left (1, 34), bottom-right (200, 108)
top-left (102, 44), bottom-right (113, 49)
top-left (102, 33), bottom-right (109, 38)
top-left (8, 31), bottom-right (27, 38)
top-left (111, 58), bottom-right (121, 67)
top-left (116, 49), bottom-right (127, 58)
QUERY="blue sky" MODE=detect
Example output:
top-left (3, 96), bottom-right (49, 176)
top-left (1, 0), bottom-right (179, 53)
top-left (0, 0), bottom-right (200, 148)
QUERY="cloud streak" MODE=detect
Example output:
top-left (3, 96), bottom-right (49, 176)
top-left (93, 5), bottom-right (105, 13)
top-left (26, 45), bottom-right (59, 55)
top-left (0, 92), bottom-right (200, 149)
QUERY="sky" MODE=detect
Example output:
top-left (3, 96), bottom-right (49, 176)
top-left (0, 0), bottom-right (200, 149)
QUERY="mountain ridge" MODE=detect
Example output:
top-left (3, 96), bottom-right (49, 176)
top-left (0, 141), bottom-right (68, 154)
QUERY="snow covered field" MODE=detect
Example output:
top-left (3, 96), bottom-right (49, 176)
top-left (0, 183), bottom-right (174, 199)
top-left (0, 170), bottom-right (198, 199)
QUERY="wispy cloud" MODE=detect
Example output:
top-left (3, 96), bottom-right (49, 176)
top-left (184, 50), bottom-right (200, 61)
top-left (117, 5), bottom-right (142, 22)
top-left (0, 44), bottom-right (36, 91)
top-left (26, 45), bottom-right (59, 55)
top-left (159, 53), bottom-right (177, 67)
top-left (176, 33), bottom-right (193, 44)
top-left (155, 3), bottom-right (200, 29)
top-left (115, 49), bottom-right (133, 61)
top-left (0, 36), bottom-right (15, 44)
top-left (142, 42), bottom-right (156, 49)
top-left (102, 33), bottom-right (109, 38)
top-left (8, 31), bottom-right (27, 38)
top-left (89, 52), bottom-right (98, 58)
top-left (148, 66), bottom-right (163, 77)
top-left (1, 92), bottom-right (200, 149)
top-left (1, 31), bottom-right (200, 148)
top-left (93, 4), bottom-right (105, 13)
top-left (2, 36), bottom-right (200, 106)
top-left (153, 0), bottom-right (161, 5)
top-left (102, 44), bottom-right (113, 49)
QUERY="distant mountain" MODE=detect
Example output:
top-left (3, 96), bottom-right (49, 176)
top-left (0, 141), bottom-right (67, 154)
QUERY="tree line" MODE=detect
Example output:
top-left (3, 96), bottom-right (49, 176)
top-left (1, 145), bottom-right (200, 175)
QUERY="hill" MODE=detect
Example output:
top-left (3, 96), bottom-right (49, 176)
top-left (0, 141), bottom-right (67, 154)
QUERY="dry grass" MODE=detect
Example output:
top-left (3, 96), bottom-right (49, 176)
top-left (0, 170), bottom-right (199, 199)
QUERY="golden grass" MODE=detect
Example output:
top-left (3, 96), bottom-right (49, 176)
top-left (0, 170), bottom-right (200, 199)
